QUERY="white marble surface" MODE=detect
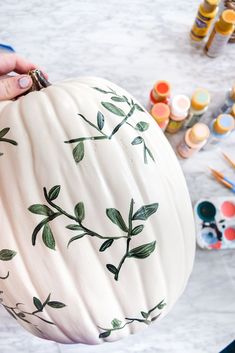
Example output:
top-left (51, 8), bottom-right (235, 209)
top-left (0, 0), bottom-right (235, 352)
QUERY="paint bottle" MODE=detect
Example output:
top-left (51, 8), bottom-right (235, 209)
top-left (190, 0), bottom-right (220, 42)
top-left (224, 0), bottom-right (235, 42)
top-left (177, 123), bottom-right (210, 158)
top-left (185, 88), bottom-right (210, 128)
top-left (166, 95), bottom-right (191, 134)
top-left (148, 81), bottom-right (171, 111)
top-left (230, 103), bottom-right (235, 118)
top-left (150, 103), bottom-right (170, 131)
top-left (207, 113), bottom-right (235, 146)
top-left (205, 9), bottom-right (235, 57)
top-left (213, 84), bottom-right (235, 117)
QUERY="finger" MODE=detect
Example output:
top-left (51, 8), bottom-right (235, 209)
top-left (0, 53), bottom-right (37, 75)
top-left (0, 74), bottom-right (33, 100)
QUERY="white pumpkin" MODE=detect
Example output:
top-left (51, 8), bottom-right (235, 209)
top-left (0, 71), bottom-right (195, 344)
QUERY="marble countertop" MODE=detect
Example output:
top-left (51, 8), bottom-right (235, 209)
top-left (0, 0), bottom-right (235, 352)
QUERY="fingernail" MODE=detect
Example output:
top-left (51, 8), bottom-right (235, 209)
top-left (18, 75), bottom-right (32, 89)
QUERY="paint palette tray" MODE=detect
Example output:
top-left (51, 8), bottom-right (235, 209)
top-left (194, 197), bottom-right (235, 250)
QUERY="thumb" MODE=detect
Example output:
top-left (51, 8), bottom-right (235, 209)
top-left (0, 75), bottom-right (33, 100)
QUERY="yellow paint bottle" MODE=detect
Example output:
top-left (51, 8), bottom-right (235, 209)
top-left (205, 9), bottom-right (235, 57)
top-left (190, 0), bottom-right (220, 42)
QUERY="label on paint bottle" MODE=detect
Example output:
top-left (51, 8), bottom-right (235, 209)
top-left (166, 120), bottom-right (184, 134)
top-left (206, 30), bottom-right (231, 57)
top-left (177, 141), bottom-right (193, 158)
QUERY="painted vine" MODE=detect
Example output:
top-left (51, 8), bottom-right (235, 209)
top-left (98, 299), bottom-right (166, 338)
top-left (0, 249), bottom-right (17, 279)
top-left (0, 127), bottom-right (18, 156)
top-left (28, 185), bottom-right (158, 281)
top-left (0, 291), bottom-right (66, 335)
top-left (64, 86), bottom-right (155, 165)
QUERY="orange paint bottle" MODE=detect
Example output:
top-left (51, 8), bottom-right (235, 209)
top-left (148, 81), bottom-right (171, 111)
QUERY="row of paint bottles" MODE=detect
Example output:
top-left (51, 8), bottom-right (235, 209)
top-left (177, 114), bottom-right (235, 158)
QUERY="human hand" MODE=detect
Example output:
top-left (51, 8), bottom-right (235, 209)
top-left (0, 53), bottom-right (46, 101)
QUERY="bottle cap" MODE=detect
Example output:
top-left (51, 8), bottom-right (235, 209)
top-left (214, 114), bottom-right (235, 134)
top-left (188, 123), bottom-right (210, 144)
top-left (231, 103), bottom-right (235, 117)
top-left (218, 9), bottom-right (235, 31)
top-left (191, 88), bottom-right (210, 111)
top-left (170, 94), bottom-right (191, 118)
top-left (151, 102), bottom-right (170, 122)
top-left (204, 0), bottom-right (220, 12)
top-left (153, 81), bottom-right (171, 101)
top-left (230, 85), bottom-right (235, 101)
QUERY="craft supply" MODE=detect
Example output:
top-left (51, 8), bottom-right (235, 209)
top-left (205, 9), bottom-right (235, 57)
top-left (166, 95), bottom-right (191, 134)
top-left (222, 151), bottom-right (235, 168)
top-left (231, 103), bottom-right (235, 117)
top-left (177, 123), bottom-right (210, 158)
top-left (224, 0), bottom-right (235, 42)
top-left (185, 88), bottom-right (210, 128)
top-left (0, 44), bottom-right (15, 53)
top-left (206, 113), bottom-right (235, 145)
top-left (194, 197), bottom-right (235, 249)
top-left (210, 168), bottom-right (235, 191)
top-left (148, 81), bottom-right (171, 111)
top-left (150, 102), bottom-right (170, 131)
top-left (213, 84), bottom-right (235, 118)
top-left (190, 0), bottom-right (220, 42)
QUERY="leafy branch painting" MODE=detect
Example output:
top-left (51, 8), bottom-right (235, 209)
top-left (0, 249), bottom-right (17, 279)
top-left (0, 291), bottom-right (66, 335)
top-left (64, 86), bottom-right (154, 165)
top-left (0, 127), bottom-right (18, 156)
top-left (28, 185), bottom-right (158, 281)
top-left (98, 299), bottom-right (166, 338)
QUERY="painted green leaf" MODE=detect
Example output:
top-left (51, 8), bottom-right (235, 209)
top-left (106, 264), bottom-right (118, 275)
top-left (145, 145), bottom-right (155, 162)
top-left (132, 203), bottom-right (158, 221)
top-left (31, 212), bottom-right (60, 246)
top-left (101, 102), bottom-right (125, 116)
top-left (0, 249), bottom-right (17, 261)
top-left (43, 293), bottom-right (51, 307)
top-left (93, 87), bottom-right (110, 94)
top-left (99, 330), bottom-right (111, 338)
top-left (73, 141), bottom-right (84, 163)
top-left (131, 225), bottom-right (144, 235)
top-left (127, 241), bottom-right (156, 259)
top-left (135, 103), bottom-right (145, 112)
top-left (135, 122), bottom-right (149, 132)
top-left (111, 96), bottom-right (126, 102)
top-left (48, 185), bottom-right (61, 201)
top-left (47, 301), bottom-right (66, 309)
top-left (67, 234), bottom-right (86, 247)
top-left (131, 136), bottom-right (143, 145)
top-left (158, 301), bottom-right (166, 310)
top-left (0, 128), bottom-right (10, 138)
top-left (99, 239), bottom-right (114, 252)
top-left (42, 223), bottom-right (56, 250)
top-left (66, 224), bottom-right (84, 231)
top-left (33, 297), bottom-right (43, 311)
top-left (106, 208), bottom-right (128, 232)
top-left (97, 111), bottom-right (105, 130)
top-left (151, 313), bottom-right (161, 321)
top-left (141, 311), bottom-right (149, 319)
top-left (74, 202), bottom-right (85, 222)
top-left (111, 318), bottom-right (122, 328)
top-left (28, 204), bottom-right (54, 216)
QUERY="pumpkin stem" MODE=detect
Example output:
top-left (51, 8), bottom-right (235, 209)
top-left (28, 69), bottom-right (51, 91)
